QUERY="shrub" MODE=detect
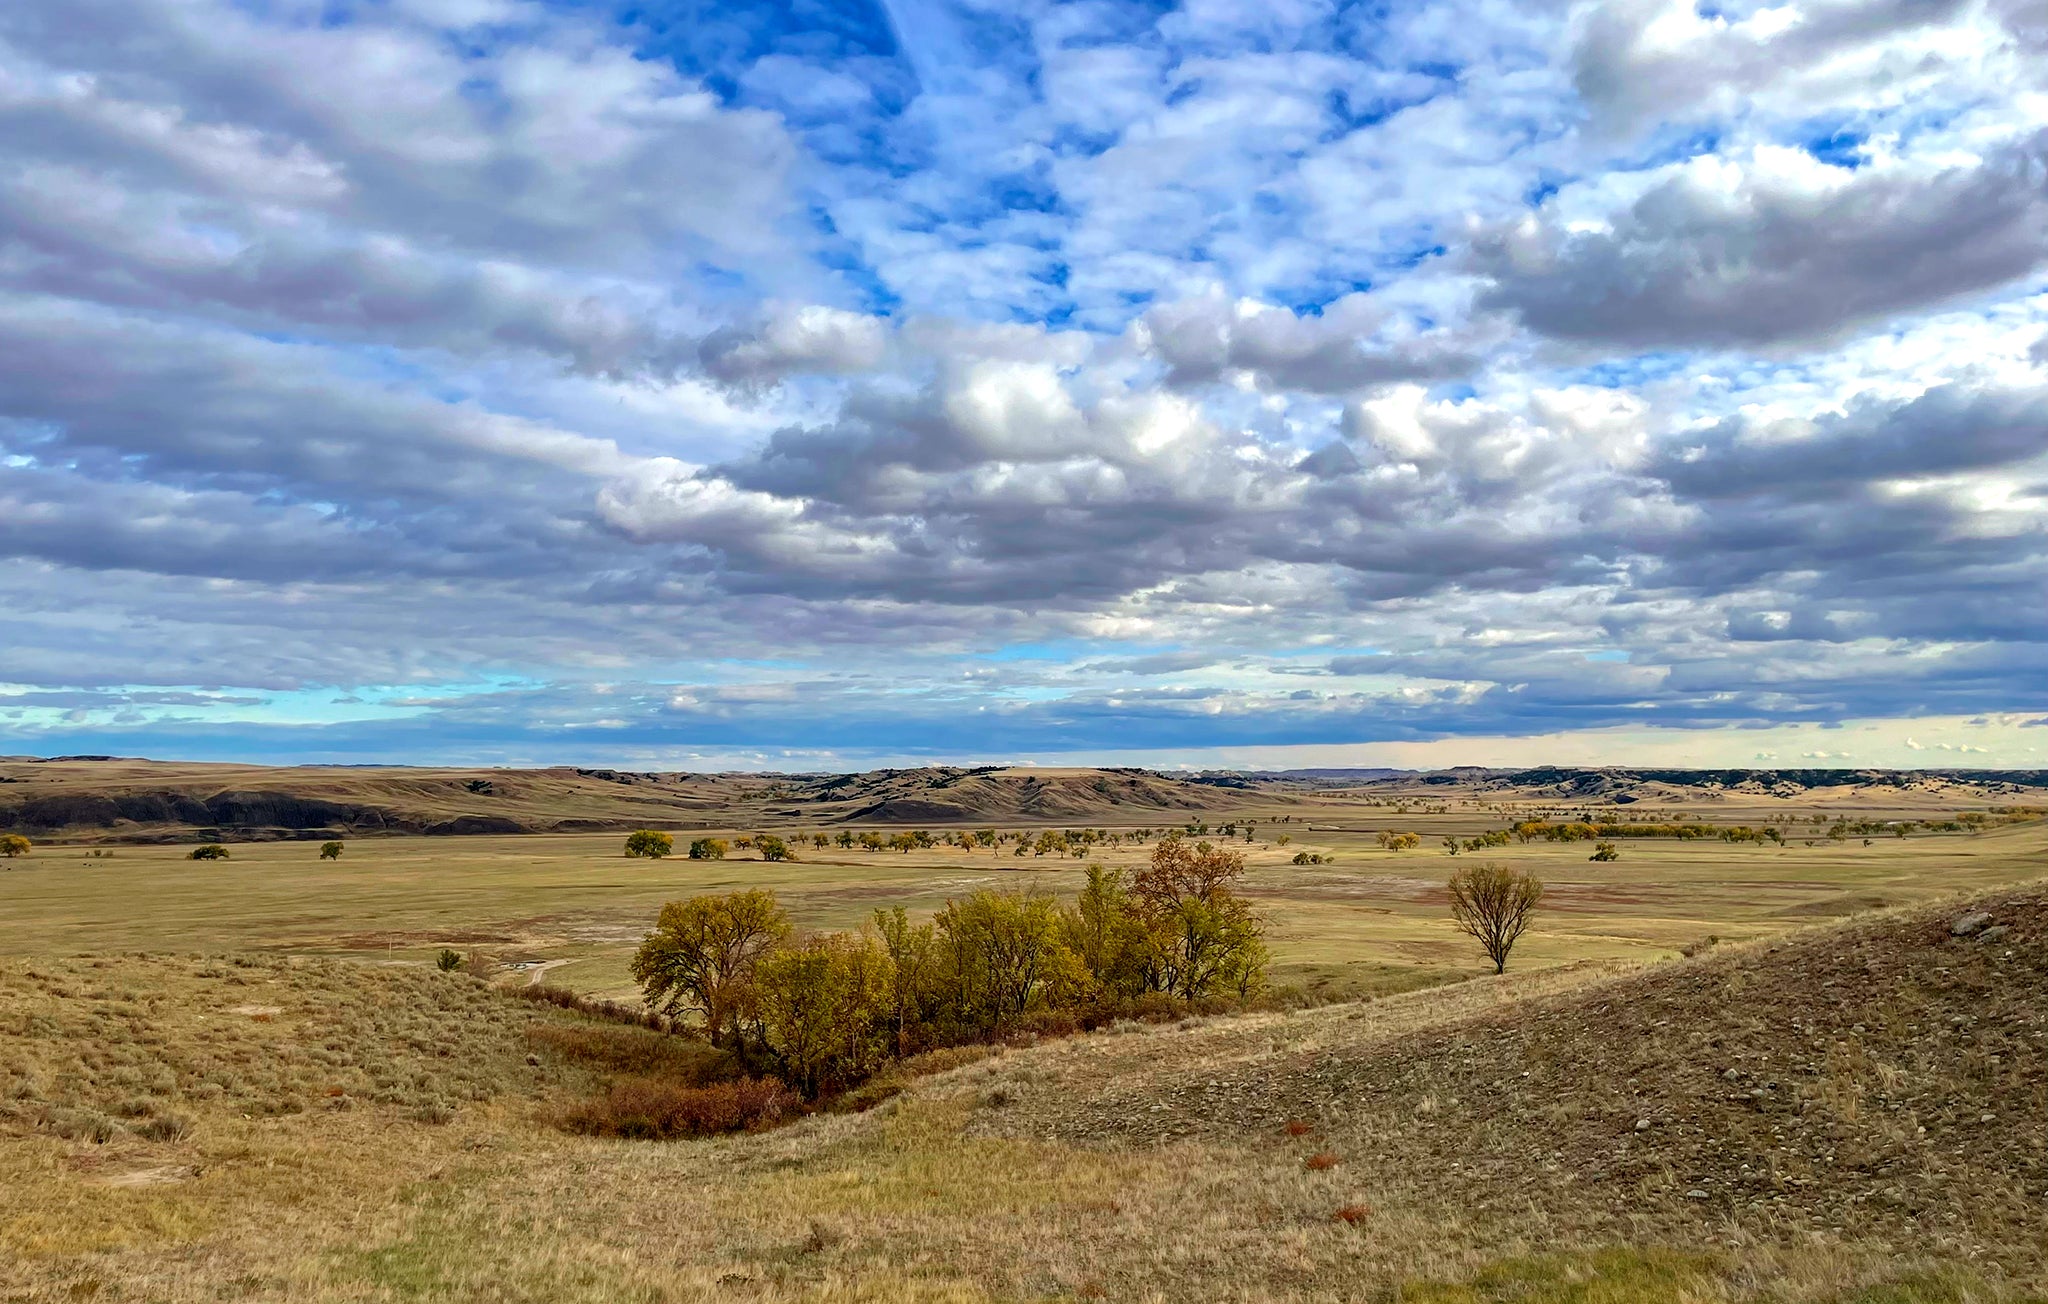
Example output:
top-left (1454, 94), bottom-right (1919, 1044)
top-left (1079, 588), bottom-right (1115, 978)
top-left (0, 834), bottom-right (30, 858)
top-left (436, 949), bottom-right (463, 972)
top-left (1305, 1151), bottom-right (1340, 1170)
top-left (319, 840), bottom-right (344, 860)
top-left (1589, 841), bottom-right (1620, 862)
top-left (557, 1076), bottom-right (793, 1139)
top-left (188, 844), bottom-right (230, 861)
top-left (624, 830), bottom-right (674, 859)
top-left (526, 1023), bottom-right (725, 1079)
top-left (137, 1113), bottom-right (194, 1142)
top-left (514, 983), bottom-right (672, 1032)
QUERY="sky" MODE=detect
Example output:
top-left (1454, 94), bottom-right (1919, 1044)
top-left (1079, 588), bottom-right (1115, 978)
top-left (2, 0), bottom-right (2047, 771)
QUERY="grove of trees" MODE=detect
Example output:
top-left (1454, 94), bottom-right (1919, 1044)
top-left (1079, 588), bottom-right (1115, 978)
top-left (628, 834), bottom-right (1269, 1099)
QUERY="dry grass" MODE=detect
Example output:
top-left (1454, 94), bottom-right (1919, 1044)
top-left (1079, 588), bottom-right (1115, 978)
top-left (1, 883), bottom-right (2044, 1302)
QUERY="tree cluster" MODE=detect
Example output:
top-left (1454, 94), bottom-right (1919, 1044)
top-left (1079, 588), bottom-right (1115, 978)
top-left (628, 835), bottom-right (1269, 1099)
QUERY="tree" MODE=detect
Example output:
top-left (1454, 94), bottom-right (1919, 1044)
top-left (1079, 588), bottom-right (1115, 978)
top-left (754, 932), bottom-right (894, 1097)
top-left (624, 829), bottom-right (674, 859)
top-left (189, 844), bottom-right (230, 861)
top-left (0, 834), bottom-right (30, 858)
top-left (319, 841), bottom-right (344, 860)
top-left (688, 837), bottom-right (728, 860)
top-left (757, 835), bottom-right (795, 862)
top-left (436, 948), bottom-right (463, 971)
top-left (934, 890), bottom-right (1079, 1032)
top-left (1448, 863), bottom-right (1543, 974)
top-left (1062, 865), bottom-right (1149, 999)
top-left (631, 890), bottom-right (792, 1048)
top-left (1128, 835), bottom-right (1267, 1000)
top-left (874, 906), bottom-right (939, 1053)
top-left (1589, 841), bottom-right (1620, 862)
top-left (1377, 831), bottom-right (1421, 851)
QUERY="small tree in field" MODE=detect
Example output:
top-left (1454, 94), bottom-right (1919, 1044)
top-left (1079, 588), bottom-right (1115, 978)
top-left (1448, 863), bottom-right (1543, 974)
top-left (319, 841), bottom-right (344, 860)
top-left (756, 835), bottom-right (795, 862)
top-left (1589, 841), bottom-right (1620, 862)
top-left (0, 834), bottom-right (30, 858)
top-left (624, 830), bottom-right (673, 859)
top-left (189, 844), bottom-right (230, 861)
top-left (688, 837), bottom-right (728, 860)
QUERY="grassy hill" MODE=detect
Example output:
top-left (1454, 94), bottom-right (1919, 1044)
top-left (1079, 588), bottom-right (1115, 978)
top-left (2, 883), bottom-right (2042, 1301)
top-left (0, 759), bottom-right (1279, 843)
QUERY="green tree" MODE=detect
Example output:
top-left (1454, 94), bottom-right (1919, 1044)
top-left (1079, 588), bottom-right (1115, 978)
top-left (874, 906), bottom-right (939, 1053)
top-left (188, 844), bottom-right (230, 861)
top-left (1589, 841), bottom-right (1620, 862)
top-left (688, 837), bottom-right (728, 860)
top-left (624, 829), bottom-right (674, 859)
top-left (757, 835), bottom-right (795, 862)
top-left (1062, 865), bottom-right (1148, 999)
top-left (436, 948), bottom-right (463, 971)
top-left (0, 834), bottom-right (31, 858)
top-left (754, 932), bottom-right (894, 1096)
top-left (1449, 863), bottom-right (1543, 974)
top-left (934, 890), bottom-right (1080, 1032)
top-left (631, 890), bottom-right (792, 1048)
top-left (319, 840), bottom-right (344, 860)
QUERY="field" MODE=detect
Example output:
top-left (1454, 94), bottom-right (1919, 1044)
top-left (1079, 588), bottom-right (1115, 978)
top-left (4, 789), bottom-right (2044, 1001)
top-left (3, 772), bottom-right (2046, 1302)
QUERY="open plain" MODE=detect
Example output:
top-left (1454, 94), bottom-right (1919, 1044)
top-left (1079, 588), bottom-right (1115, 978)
top-left (3, 763), bottom-right (2047, 1302)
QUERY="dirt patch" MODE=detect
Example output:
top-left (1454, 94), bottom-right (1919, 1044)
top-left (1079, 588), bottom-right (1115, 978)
top-left (97, 1165), bottom-right (197, 1188)
top-left (226, 1004), bottom-right (282, 1017)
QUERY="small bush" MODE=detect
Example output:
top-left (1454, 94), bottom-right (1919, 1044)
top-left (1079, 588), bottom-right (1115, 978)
top-left (435, 949), bottom-right (463, 972)
top-left (319, 841), bottom-right (344, 860)
top-left (1283, 1119), bottom-right (1314, 1138)
top-left (557, 1076), bottom-right (792, 1139)
top-left (188, 844), bottom-right (230, 861)
top-left (1333, 1203), bottom-right (1371, 1224)
top-left (137, 1113), bottom-right (193, 1142)
top-left (1305, 1151), bottom-right (1340, 1171)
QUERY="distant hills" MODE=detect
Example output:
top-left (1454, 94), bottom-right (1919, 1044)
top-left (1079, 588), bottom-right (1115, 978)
top-left (1, 756), bottom-right (2042, 842)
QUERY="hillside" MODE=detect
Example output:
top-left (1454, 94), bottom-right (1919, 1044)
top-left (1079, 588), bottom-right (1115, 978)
top-left (962, 883), bottom-right (2048, 1263)
top-left (1, 884), bottom-right (2042, 1301)
top-left (3, 755), bottom-right (2042, 843)
top-left (0, 759), bottom-right (1282, 843)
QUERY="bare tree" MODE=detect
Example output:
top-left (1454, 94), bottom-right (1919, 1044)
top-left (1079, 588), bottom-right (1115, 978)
top-left (1448, 863), bottom-right (1542, 974)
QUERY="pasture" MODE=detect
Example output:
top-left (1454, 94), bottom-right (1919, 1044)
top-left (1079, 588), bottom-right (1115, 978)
top-left (6, 794), bottom-right (2043, 1004)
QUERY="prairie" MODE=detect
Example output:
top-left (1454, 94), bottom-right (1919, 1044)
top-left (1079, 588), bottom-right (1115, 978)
top-left (2, 774), bottom-right (2045, 1301)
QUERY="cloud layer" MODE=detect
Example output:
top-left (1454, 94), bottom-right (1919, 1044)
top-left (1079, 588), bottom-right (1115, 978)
top-left (3, 0), bottom-right (2046, 766)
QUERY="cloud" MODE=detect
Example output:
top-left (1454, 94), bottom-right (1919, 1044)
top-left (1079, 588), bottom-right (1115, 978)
top-left (1476, 138), bottom-right (2048, 348)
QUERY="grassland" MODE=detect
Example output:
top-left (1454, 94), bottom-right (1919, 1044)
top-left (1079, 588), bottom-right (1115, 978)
top-left (2, 881), bottom-right (2044, 1302)
top-left (3, 783), bottom-right (2045, 1301)
top-left (5, 797), bottom-right (2044, 1003)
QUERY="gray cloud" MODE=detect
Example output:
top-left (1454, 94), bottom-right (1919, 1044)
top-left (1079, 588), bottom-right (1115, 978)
top-left (1477, 134), bottom-right (2048, 347)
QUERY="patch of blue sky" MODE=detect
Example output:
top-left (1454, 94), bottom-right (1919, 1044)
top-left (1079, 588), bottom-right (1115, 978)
top-left (1804, 127), bottom-right (1869, 170)
top-left (1560, 350), bottom-right (1697, 391)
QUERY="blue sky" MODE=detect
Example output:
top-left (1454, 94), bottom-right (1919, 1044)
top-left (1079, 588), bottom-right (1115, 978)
top-left (2, 0), bottom-right (2046, 769)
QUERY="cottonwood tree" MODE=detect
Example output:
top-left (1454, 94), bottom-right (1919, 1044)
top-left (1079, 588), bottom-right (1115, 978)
top-left (319, 841), bottom-right (344, 860)
top-left (1448, 863), bottom-right (1543, 974)
top-left (688, 837), bottom-right (728, 860)
top-left (624, 829), bottom-right (673, 858)
top-left (0, 834), bottom-right (31, 858)
top-left (1131, 835), bottom-right (1265, 999)
top-left (753, 932), bottom-right (893, 1096)
top-left (631, 890), bottom-right (791, 1049)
